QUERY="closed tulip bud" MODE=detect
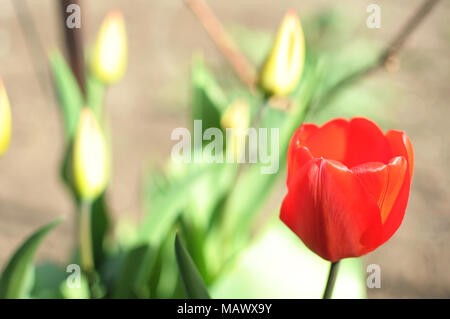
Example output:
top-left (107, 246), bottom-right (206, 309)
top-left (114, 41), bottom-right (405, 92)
top-left (260, 9), bottom-right (305, 96)
top-left (0, 78), bottom-right (11, 157)
top-left (221, 99), bottom-right (250, 162)
top-left (91, 10), bottom-right (127, 84)
top-left (73, 108), bottom-right (109, 201)
top-left (221, 99), bottom-right (250, 131)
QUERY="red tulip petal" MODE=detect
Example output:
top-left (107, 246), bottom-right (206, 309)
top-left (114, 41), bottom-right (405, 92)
top-left (287, 146), bottom-right (313, 186)
top-left (292, 118), bottom-right (393, 168)
top-left (352, 157), bottom-right (407, 224)
top-left (303, 118), bottom-right (348, 163)
top-left (280, 158), bottom-right (382, 262)
top-left (351, 162), bottom-right (387, 206)
top-left (382, 130), bottom-right (414, 242)
top-left (344, 118), bottom-right (392, 167)
top-left (287, 124), bottom-right (317, 184)
top-left (386, 130), bottom-right (414, 178)
top-left (381, 170), bottom-right (411, 243)
top-left (288, 123), bottom-right (319, 153)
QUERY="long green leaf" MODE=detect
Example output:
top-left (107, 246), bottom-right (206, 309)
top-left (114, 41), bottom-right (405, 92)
top-left (126, 165), bottom-right (215, 298)
top-left (49, 50), bottom-right (83, 140)
top-left (112, 244), bottom-right (153, 298)
top-left (86, 74), bottom-right (105, 120)
top-left (175, 234), bottom-right (210, 299)
top-left (60, 140), bottom-right (76, 198)
top-left (149, 230), bottom-right (185, 298)
top-left (137, 164), bottom-right (215, 247)
top-left (0, 219), bottom-right (61, 298)
top-left (191, 55), bottom-right (228, 132)
top-left (30, 263), bottom-right (66, 299)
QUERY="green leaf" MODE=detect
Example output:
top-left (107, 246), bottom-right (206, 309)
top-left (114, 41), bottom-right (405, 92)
top-left (191, 55), bottom-right (228, 132)
top-left (150, 230), bottom-right (185, 298)
top-left (49, 50), bottom-right (83, 140)
top-left (137, 163), bottom-right (216, 247)
top-left (86, 74), bottom-right (105, 120)
top-left (0, 219), bottom-right (61, 298)
top-left (175, 234), bottom-right (210, 299)
top-left (184, 163), bottom-right (237, 232)
top-left (133, 164), bottom-right (221, 296)
top-left (112, 244), bottom-right (154, 298)
top-left (60, 141), bottom-right (77, 199)
top-left (30, 263), bottom-right (66, 299)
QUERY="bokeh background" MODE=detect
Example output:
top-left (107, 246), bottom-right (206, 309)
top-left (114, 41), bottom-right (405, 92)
top-left (0, 0), bottom-right (449, 298)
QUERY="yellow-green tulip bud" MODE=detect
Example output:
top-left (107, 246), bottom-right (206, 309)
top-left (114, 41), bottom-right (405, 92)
top-left (221, 99), bottom-right (250, 131)
top-left (0, 78), bottom-right (11, 157)
top-left (221, 99), bottom-right (250, 161)
top-left (260, 9), bottom-right (305, 96)
top-left (73, 108), bottom-right (108, 201)
top-left (91, 10), bottom-right (127, 84)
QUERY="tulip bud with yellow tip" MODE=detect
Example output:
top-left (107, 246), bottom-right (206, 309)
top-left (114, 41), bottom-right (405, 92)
top-left (221, 99), bottom-right (250, 162)
top-left (0, 78), bottom-right (11, 157)
top-left (73, 108), bottom-right (108, 201)
top-left (91, 10), bottom-right (127, 84)
top-left (260, 9), bottom-right (305, 96)
top-left (221, 98), bottom-right (250, 131)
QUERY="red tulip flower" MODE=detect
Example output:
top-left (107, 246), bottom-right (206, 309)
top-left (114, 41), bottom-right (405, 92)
top-left (280, 117), bottom-right (414, 262)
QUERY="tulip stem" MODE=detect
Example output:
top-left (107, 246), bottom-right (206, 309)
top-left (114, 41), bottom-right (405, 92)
top-left (323, 261), bottom-right (339, 299)
top-left (78, 200), bottom-right (105, 298)
top-left (78, 200), bottom-right (94, 273)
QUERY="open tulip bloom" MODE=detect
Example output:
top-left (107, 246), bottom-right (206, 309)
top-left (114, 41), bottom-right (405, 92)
top-left (281, 117), bottom-right (414, 263)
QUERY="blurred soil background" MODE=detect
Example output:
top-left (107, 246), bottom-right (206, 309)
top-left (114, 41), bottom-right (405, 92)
top-left (0, 0), bottom-right (449, 298)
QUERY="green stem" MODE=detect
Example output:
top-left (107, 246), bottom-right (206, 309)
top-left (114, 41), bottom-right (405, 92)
top-left (78, 200), bottom-right (94, 272)
top-left (78, 200), bottom-right (104, 298)
top-left (323, 261), bottom-right (339, 299)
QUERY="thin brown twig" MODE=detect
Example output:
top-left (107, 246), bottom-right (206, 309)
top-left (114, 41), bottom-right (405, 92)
top-left (183, 0), bottom-right (257, 92)
top-left (311, 0), bottom-right (440, 116)
top-left (380, 0), bottom-right (440, 64)
top-left (60, 0), bottom-right (86, 96)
